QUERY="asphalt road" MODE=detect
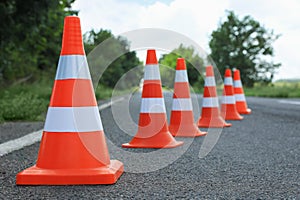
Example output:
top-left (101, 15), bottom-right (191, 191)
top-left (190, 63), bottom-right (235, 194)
top-left (0, 93), bottom-right (299, 199)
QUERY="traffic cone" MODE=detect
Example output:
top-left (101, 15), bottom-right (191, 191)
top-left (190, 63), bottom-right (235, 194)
top-left (233, 69), bottom-right (251, 114)
top-left (221, 69), bottom-right (243, 120)
top-left (16, 16), bottom-right (123, 185)
top-left (122, 49), bottom-right (183, 148)
top-left (198, 66), bottom-right (231, 128)
top-left (169, 58), bottom-right (207, 137)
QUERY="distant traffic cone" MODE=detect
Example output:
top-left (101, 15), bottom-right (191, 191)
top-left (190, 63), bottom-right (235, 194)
top-left (198, 66), bottom-right (231, 128)
top-left (221, 69), bottom-right (243, 120)
top-left (233, 69), bottom-right (251, 114)
top-left (122, 50), bottom-right (183, 148)
top-left (169, 58), bottom-right (207, 137)
top-left (16, 16), bottom-right (123, 185)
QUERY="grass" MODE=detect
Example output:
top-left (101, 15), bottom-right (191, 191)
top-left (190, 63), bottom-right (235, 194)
top-left (0, 79), bottom-right (53, 123)
top-left (0, 80), bottom-right (118, 123)
top-left (244, 82), bottom-right (300, 98)
top-left (190, 81), bottom-right (300, 98)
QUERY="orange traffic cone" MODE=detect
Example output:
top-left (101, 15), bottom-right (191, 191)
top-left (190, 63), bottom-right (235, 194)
top-left (221, 69), bottom-right (243, 120)
top-left (16, 16), bottom-right (123, 185)
top-left (122, 50), bottom-right (183, 148)
top-left (233, 69), bottom-right (251, 114)
top-left (169, 58), bottom-right (207, 137)
top-left (198, 66), bottom-right (231, 128)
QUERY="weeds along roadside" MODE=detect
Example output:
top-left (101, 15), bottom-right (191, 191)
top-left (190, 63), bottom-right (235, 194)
top-left (0, 80), bottom-right (115, 123)
top-left (243, 82), bottom-right (300, 98)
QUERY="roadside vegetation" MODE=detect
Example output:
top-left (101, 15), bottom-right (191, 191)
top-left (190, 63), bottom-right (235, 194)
top-left (0, 80), bottom-right (115, 123)
top-left (1, 79), bottom-right (299, 123)
top-left (191, 80), bottom-right (300, 98)
top-left (0, 2), bottom-right (296, 123)
top-left (244, 81), bottom-right (300, 98)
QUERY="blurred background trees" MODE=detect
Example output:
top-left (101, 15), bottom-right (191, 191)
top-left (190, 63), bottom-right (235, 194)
top-left (209, 11), bottom-right (281, 87)
top-left (0, 2), bottom-right (280, 89)
top-left (0, 0), bottom-right (77, 86)
top-left (0, 0), bottom-right (141, 89)
top-left (84, 29), bottom-right (142, 89)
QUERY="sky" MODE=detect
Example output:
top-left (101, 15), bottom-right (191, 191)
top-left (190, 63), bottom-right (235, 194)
top-left (72, 0), bottom-right (300, 81)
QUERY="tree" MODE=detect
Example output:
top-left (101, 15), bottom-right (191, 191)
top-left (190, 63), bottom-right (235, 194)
top-left (84, 29), bottom-right (142, 88)
top-left (159, 44), bottom-right (205, 88)
top-left (0, 0), bottom-right (77, 86)
top-left (209, 11), bottom-right (281, 87)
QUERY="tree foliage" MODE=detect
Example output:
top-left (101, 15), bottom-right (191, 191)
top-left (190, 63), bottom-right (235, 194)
top-left (84, 29), bottom-right (142, 88)
top-left (159, 44), bottom-right (205, 88)
top-left (0, 0), bottom-right (77, 86)
top-left (209, 11), bottom-right (281, 87)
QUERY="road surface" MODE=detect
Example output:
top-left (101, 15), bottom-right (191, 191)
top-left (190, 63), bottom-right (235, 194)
top-left (0, 93), bottom-right (299, 199)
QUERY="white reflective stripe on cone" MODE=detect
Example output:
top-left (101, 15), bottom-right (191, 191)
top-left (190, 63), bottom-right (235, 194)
top-left (235, 94), bottom-right (246, 101)
top-left (202, 97), bottom-right (219, 108)
top-left (140, 98), bottom-right (166, 113)
top-left (55, 55), bottom-right (91, 80)
top-left (224, 77), bottom-right (233, 86)
top-left (44, 106), bottom-right (103, 132)
top-left (205, 77), bottom-right (216, 86)
top-left (175, 70), bottom-right (188, 82)
top-left (234, 80), bottom-right (243, 88)
top-left (144, 64), bottom-right (161, 80)
top-left (222, 96), bottom-right (236, 104)
top-left (172, 98), bottom-right (193, 111)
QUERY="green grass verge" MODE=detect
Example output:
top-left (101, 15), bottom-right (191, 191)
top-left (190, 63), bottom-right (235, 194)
top-left (244, 82), bottom-right (300, 98)
top-left (0, 81), bottom-right (117, 123)
top-left (191, 82), bottom-right (300, 98)
top-left (0, 80), bottom-right (53, 123)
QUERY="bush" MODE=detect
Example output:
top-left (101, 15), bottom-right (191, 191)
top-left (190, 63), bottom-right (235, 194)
top-left (0, 92), bottom-right (48, 121)
top-left (0, 112), bottom-right (4, 123)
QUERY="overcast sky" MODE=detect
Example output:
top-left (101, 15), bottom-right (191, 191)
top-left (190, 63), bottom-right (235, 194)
top-left (72, 0), bottom-right (300, 80)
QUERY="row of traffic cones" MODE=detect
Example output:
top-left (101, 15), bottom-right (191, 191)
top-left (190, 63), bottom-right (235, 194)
top-left (122, 52), bottom-right (207, 149)
top-left (123, 50), bottom-right (252, 148)
top-left (198, 66), bottom-right (251, 127)
top-left (16, 16), bottom-right (251, 185)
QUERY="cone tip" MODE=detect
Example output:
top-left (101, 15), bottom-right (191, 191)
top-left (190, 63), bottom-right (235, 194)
top-left (61, 15), bottom-right (85, 55)
top-left (233, 68), bottom-right (241, 80)
top-left (224, 69), bottom-right (232, 77)
top-left (176, 58), bottom-right (186, 70)
top-left (146, 49), bottom-right (158, 64)
top-left (206, 65), bottom-right (214, 76)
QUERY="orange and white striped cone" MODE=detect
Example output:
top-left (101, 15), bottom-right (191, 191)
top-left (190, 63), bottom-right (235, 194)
top-left (16, 16), bottom-right (123, 185)
top-left (122, 50), bottom-right (183, 148)
top-left (198, 66), bottom-right (231, 128)
top-left (221, 69), bottom-right (243, 120)
top-left (233, 69), bottom-right (251, 114)
top-left (169, 58), bottom-right (207, 137)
